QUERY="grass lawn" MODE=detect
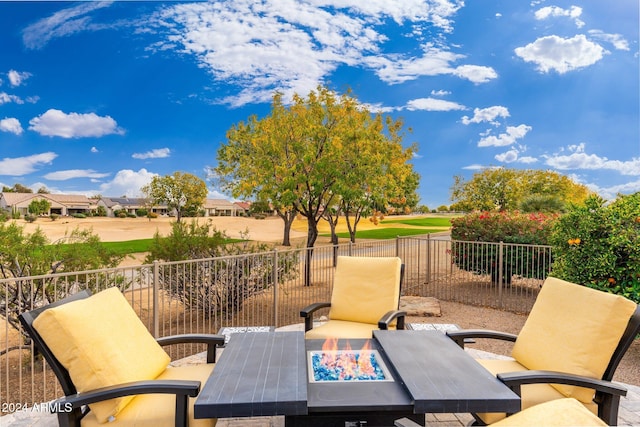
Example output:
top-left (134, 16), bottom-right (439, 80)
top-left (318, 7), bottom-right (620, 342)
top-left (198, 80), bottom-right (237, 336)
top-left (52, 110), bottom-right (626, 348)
top-left (381, 217), bottom-right (453, 227)
top-left (323, 227), bottom-right (443, 239)
top-left (56, 238), bottom-right (246, 257)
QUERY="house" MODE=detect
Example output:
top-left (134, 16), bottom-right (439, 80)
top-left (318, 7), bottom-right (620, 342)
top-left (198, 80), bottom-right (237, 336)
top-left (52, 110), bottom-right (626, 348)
top-left (0, 192), bottom-right (92, 216)
top-left (203, 199), bottom-right (241, 216)
top-left (97, 197), bottom-right (169, 217)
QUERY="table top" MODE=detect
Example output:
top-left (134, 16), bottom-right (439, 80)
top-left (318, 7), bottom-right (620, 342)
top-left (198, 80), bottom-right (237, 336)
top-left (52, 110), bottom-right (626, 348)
top-left (194, 329), bottom-right (520, 419)
top-left (373, 330), bottom-right (521, 414)
top-left (193, 331), bottom-right (308, 419)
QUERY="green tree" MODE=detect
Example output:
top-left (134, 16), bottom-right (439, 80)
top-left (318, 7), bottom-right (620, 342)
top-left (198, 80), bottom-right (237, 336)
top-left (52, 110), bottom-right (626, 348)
top-left (450, 168), bottom-right (591, 212)
top-left (142, 171), bottom-right (207, 222)
top-left (215, 86), bottom-right (417, 284)
top-left (28, 198), bottom-right (51, 216)
top-left (2, 183), bottom-right (32, 193)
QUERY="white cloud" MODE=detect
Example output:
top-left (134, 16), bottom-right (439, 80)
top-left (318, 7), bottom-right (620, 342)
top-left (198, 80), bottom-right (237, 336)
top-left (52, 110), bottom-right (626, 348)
top-left (43, 169), bottom-right (110, 181)
top-left (534, 5), bottom-right (584, 28)
top-left (494, 148), bottom-right (538, 164)
top-left (588, 180), bottom-right (640, 201)
top-left (405, 97), bottom-right (466, 111)
top-left (430, 89), bottom-right (451, 96)
top-left (98, 168), bottom-right (158, 197)
top-left (150, 0), bottom-right (482, 105)
top-left (132, 148), bottom-right (171, 159)
top-left (91, 146), bottom-right (99, 153)
top-left (515, 34), bottom-right (606, 74)
top-left (7, 70), bottom-right (31, 87)
top-left (0, 152), bottom-right (57, 176)
top-left (461, 106), bottom-right (510, 126)
top-left (588, 30), bottom-right (630, 51)
top-left (478, 124), bottom-right (532, 147)
top-left (29, 109), bottom-right (125, 138)
top-left (544, 143), bottom-right (640, 176)
top-left (451, 65), bottom-right (498, 84)
top-left (0, 92), bottom-right (24, 105)
top-left (0, 118), bottom-right (23, 135)
top-left (368, 44), bottom-right (497, 85)
top-left (22, 1), bottom-right (114, 50)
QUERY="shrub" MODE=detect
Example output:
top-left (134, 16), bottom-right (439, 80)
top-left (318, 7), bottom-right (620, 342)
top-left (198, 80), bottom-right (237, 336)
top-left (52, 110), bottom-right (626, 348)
top-left (0, 209), bottom-right (9, 222)
top-left (71, 213), bottom-right (87, 219)
top-left (145, 220), bottom-right (299, 315)
top-left (50, 213), bottom-right (59, 221)
top-left (95, 205), bottom-right (108, 217)
top-left (136, 209), bottom-right (148, 217)
top-left (147, 212), bottom-right (158, 219)
top-left (550, 194), bottom-right (640, 303)
top-left (116, 211), bottom-right (127, 218)
top-left (450, 211), bottom-right (557, 285)
top-left (126, 212), bottom-right (137, 218)
top-left (24, 214), bottom-right (37, 223)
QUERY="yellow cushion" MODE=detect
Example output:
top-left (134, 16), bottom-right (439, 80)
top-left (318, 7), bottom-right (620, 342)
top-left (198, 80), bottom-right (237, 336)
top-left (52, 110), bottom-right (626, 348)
top-left (476, 358), bottom-right (600, 424)
top-left (305, 319), bottom-right (396, 340)
top-left (490, 398), bottom-right (607, 427)
top-left (33, 287), bottom-right (171, 423)
top-left (80, 364), bottom-right (217, 427)
top-left (512, 277), bottom-right (637, 402)
top-left (328, 256), bottom-right (402, 324)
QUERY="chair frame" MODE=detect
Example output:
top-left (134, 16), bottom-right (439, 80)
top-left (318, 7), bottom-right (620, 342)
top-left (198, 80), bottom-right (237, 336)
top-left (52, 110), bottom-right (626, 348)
top-left (446, 305), bottom-right (640, 425)
top-left (300, 264), bottom-right (407, 333)
top-left (18, 289), bottom-right (225, 427)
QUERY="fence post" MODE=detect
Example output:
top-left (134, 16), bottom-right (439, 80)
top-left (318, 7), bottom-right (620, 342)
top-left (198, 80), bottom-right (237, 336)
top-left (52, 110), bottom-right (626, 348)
top-left (152, 260), bottom-right (159, 338)
top-left (273, 249), bottom-right (279, 328)
top-left (348, 241), bottom-right (353, 256)
top-left (395, 236), bottom-right (400, 257)
top-left (426, 234), bottom-right (431, 285)
top-left (498, 241), bottom-right (504, 309)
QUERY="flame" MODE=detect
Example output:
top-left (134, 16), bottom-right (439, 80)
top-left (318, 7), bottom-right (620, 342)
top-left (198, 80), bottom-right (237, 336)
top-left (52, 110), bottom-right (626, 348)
top-left (318, 338), bottom-right (377, 380)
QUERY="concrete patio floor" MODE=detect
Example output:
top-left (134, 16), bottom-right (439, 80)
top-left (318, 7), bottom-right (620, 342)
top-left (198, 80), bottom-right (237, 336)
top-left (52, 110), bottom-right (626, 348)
top-left (3, 324), bottom-right (640, 427)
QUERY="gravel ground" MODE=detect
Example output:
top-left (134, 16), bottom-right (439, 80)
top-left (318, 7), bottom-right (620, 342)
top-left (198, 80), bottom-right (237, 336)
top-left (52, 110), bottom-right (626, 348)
top-left (409, 300), bottom-right (640, 387)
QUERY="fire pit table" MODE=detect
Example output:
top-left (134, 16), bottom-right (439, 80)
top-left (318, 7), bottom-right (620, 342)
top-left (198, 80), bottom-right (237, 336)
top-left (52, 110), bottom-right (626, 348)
top-left (194, 330), bottom-right (520, 426)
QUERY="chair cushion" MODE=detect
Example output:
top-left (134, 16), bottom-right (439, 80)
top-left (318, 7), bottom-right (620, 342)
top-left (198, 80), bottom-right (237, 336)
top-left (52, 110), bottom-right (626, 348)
top-left (490, 398), bottom-right (607, 427)
top-left (475, 359), bottom-right (598, 424)
top-left (305, 319), bottom-right (396, 340)
top-left (328, 256), bottom-right (402, 324)
top-left (80, 364), bottom-right (217, 427)
top-left (512, 277), bottom-right (637, 402)
top-left (33, 287), bottom-right (171, 423)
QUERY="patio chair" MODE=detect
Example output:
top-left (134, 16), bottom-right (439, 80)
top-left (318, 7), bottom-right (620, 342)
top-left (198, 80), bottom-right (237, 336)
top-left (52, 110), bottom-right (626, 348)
top-left (18, 287), bottom-right (225, 427)
top-left (300, 256), bottom-right (406, 339)
top-left (395, 397), bottom-right (608, 427)
top-left (446, 276), bottom-right (640, 426)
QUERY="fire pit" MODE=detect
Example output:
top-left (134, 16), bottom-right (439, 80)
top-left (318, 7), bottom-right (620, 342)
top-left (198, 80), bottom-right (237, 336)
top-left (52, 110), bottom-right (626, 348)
top-left (308, 337), bottom-right (393, 382)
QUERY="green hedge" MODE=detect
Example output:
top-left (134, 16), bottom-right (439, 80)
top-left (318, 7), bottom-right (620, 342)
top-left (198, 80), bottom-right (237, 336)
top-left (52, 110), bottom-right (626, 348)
top-left (550, 194), bottom-right (640, 303)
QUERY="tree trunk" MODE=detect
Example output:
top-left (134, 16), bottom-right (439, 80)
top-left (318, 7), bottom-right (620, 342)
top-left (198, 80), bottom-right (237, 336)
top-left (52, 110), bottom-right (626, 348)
top-left (277, 209), bottom-right (296, 246)
top-left (304, 218), bottom-right (319, 286)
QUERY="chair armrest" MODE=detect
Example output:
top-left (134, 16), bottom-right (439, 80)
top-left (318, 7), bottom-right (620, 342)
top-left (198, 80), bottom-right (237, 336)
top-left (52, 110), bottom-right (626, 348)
top-left (157, 334), bottom-right (225, 363)
top-left (446, 329), bottom-right (517, 348)
top-left (300, 302), bottom-right (331, 332)
top-left (378, 310), bottom-right (407, 330)
top-left (497, 370), bottom-right (627, 425)
top-left (56, 380), bottom-right (200, 427)
top-left (497, 370), bottom-right (627, 397)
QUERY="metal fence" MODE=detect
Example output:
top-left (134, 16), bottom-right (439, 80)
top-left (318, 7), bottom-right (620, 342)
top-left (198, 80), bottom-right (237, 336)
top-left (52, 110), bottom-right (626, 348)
top-left (1, 237), bottom-right (551, 410)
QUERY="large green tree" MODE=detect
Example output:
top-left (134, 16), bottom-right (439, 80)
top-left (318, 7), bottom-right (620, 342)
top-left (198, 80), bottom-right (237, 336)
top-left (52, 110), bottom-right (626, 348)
top-left (141, 172), bottom-right (207, 222)
top-left (450, 168), bottom-right (591, 212)
top-left (214, 86), bottom-right (418, 282)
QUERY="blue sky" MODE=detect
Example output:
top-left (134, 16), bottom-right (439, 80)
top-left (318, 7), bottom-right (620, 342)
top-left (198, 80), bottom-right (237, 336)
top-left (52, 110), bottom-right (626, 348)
top-left (0, 0), bottom-right (638, 208)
